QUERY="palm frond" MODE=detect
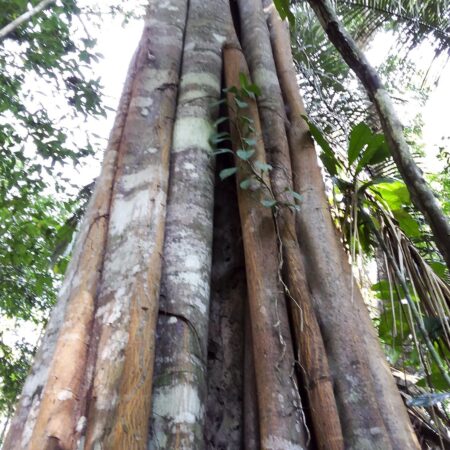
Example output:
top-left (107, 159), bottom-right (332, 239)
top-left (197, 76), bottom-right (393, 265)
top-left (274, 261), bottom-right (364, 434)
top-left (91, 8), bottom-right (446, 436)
top-left (336, 0), bottom-right (450, 56)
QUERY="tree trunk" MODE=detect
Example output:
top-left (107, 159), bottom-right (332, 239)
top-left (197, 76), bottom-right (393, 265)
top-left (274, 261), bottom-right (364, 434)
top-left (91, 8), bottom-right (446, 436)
top-left (4, 1), bottom-right (420, 449)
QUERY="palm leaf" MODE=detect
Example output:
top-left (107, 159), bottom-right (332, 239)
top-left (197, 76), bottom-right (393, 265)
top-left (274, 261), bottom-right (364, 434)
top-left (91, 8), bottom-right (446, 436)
top-left (337, 0), bottom-right (450, 56)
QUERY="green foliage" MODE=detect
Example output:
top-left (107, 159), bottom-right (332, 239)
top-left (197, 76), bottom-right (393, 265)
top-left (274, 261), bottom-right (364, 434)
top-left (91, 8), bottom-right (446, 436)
top-left (211, 74), bottom-right (302, 213)
top-left (0, 0), bottom-right (141, 420)
top-left (0, 338), bottom-right (35, 416)
top-left (335, 0), bottom-right (450, 56)
top-left (273, 0), bottom-right (295, 26)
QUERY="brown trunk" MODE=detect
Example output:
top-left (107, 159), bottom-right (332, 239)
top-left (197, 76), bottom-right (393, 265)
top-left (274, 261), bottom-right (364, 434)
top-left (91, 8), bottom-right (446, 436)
top-left (238, 1), bottom-right (343, 447)
top-left (4, 2), bottom-right (425, 448)
top-left (265, 5), bottom-right (420, 449)
top-left (3, 32), bottom-right (142, 450)
top-left (83, 3), bottom-right (187, 447)
top-left (224, 42), bottom-right (307, 449)
top-left (29, 291), bottom-right (93, 449)
top-left (148, 1), bottom-right (231, 447)
top-left (244, 309), bottom-right (260, 450)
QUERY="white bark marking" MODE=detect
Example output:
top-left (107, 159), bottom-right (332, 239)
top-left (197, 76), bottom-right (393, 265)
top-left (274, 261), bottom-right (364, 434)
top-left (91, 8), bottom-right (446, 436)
top-left (109, 189), bottom-right (152, 237)
top-left (152, 383), bottom-right (202, 424)
top-left (131, 96), bottom-right (154, 108)
top-left (140, 68), bottom-right (173, 91)
top-left (179, 88), bottom-right (211, 103)
top-left (262, 436), bottom-right (305, 450)
top-left (172, 117), bottom-right (213, 153)
top-left (181, 72), bottom-right (220, 91)
top-left (56, 389), bottom-right (73, 401)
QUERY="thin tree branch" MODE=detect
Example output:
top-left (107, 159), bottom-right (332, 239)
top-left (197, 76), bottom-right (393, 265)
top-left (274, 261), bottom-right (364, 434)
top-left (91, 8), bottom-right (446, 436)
top-left (307, 0), bottom-right (450, 272)
top-left (0, 0), bottom-right (55, 41)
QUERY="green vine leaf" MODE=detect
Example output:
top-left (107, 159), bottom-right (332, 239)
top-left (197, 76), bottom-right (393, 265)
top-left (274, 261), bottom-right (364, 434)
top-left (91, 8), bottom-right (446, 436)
top-left (235, 97), bottom-right (248, 109)
top-left (240, 178), bottom-right (253, 190)
top-left (261, 199), bottom-right (277, 208)
top-left (254, 161), bottom-right (272, 172)
top-left (213, 116), bottom-right (229, 127)
top-left (237, 149), bottom-right (255, 160)
top-left (219, 167), bottom-right (238, 181)
top-left (243, 137), bottom-right (257, 147)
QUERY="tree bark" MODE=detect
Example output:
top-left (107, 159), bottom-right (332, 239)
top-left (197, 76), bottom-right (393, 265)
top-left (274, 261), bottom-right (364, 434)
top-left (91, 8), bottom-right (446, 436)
top-left (307, 0), bottom-right (450, 271)
top-left (224, 42), bottom-right (307, 450)
top-left (4, 1), bottom-right (427, 448)
top-left (149, 1), bottom-right (232, 448)
top-left (82, 3), bottom-right (188, 447)
top-left (239, 1), bottom-right (343, 448)
top-left (3, 33), bottom-right (141, 450)
top-left (265, 4), bottom-right (420, 448)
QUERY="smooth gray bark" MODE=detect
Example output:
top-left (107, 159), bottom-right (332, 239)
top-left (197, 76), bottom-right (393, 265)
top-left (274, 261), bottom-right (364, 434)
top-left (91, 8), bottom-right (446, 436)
top-left (149, 1), bottom-right (232, 447)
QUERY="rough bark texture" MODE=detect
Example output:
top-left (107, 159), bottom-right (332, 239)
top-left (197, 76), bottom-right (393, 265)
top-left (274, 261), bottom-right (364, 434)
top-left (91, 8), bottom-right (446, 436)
top-left (29, 291), bottom-right (94, 449)
top-left (204, 158), bottom-right (246, 449)
top-left (83, 3), bottom-right (188, 448)
top-left (149, 1), bottom-right (232, 448)
top-left (224, 43), bottom-right (307, 450)
top-left (265, 3), bottom-right (420, 448)
top-left (3, 35), bottom-right (141, 450)
top-left (307, 0), bottom-right (450, 271)
top-left (241, 2), bottom-right (343, 448)
top-left (243, 310), bottom-right (260, 450)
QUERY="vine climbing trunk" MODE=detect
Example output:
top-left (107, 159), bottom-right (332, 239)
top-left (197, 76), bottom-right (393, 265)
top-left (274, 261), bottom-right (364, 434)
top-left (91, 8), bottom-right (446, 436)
top-left (4, 0), bottom-right (422, 449)
top-left (224, 41), bottom-right (307, 449)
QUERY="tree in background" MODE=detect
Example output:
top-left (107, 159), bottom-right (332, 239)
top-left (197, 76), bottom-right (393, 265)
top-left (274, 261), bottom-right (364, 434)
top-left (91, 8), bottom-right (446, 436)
top-left (1, 0), bottom-right (449, 448)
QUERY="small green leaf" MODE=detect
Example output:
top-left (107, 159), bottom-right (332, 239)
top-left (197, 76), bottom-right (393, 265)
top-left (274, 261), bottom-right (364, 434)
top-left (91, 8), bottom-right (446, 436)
top-left (213, 117), bottom-right (228, 127)
top-left (210, 98), bottom-right (227, 108)
top-left (235, 97), bottom-right (248, 109)
top-left (240, 116), bottom-right (254, 125)
top-left (247, 83), bottom-right (261, 97)
top-left (212, 148), bottom-right (233, 156)
top-left (261, 199), bottom-right (277, 208)
top-left (242, 87), bottom-right (256, 99)
top-left (243, 137), bottom-right (257, 147)
top-left (240, 178), bottom-right (253, 190)
top-left (237, 149), bottom-right (255, 160)
top-left (210, 131), bottom-right (230, 145)
top-left (223, 86), bottom-right (238, 95)
top-left (219, 167), bottom-right (238, 181)
top-left (239, 73), bottom-right (249, 89)
top-left (254, 161), bottom-right (272, 172)
top-left (290, 190), bottom-right (302, 201)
